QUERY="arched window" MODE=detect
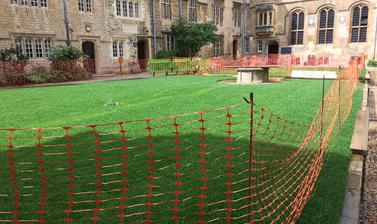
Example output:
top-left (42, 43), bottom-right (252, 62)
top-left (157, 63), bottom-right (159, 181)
top-left (351, 5), bottom-right (368, 43)
top-left (318, 8), bottom-right (334, 44)
top-left (290, 11), bottom-right (304, 45)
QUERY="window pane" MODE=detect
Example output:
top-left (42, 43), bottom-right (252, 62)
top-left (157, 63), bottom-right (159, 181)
top-left (135, 3), bottom-right (139, 18)
top-left (244, 37), bottom-right (250, 53)
top-left (15, 38), bottom-right (23, 55)
top-left (122, 1), bottom-right (127, 16)
top-left (263, 12), bottom-right (267, 25)
top-left (291, 13), bottom-right (297, 30)
top-left (291, 31), bottom-right (297, 45)
top-left (298, 12), bottom-right (304, 29)
top-left (351, 28), bottom-right (359, 42)
top-left (86, 0), bottom-right (92, 12)
top-left (35, 39), bottom-right (43, 58)
top-left (113, 42), bottom-right (118, 57)
top-left (44, 39), bottom-right (52, 58)
top-left (31, 0), bottom-right (37, 6)
top-left (21, 0), bottom-right (28, 5)
top-left (129, 2), bottom-right (133, 17)
top-left (162, 1), bottom-right (166, 18)
top-left (328, 9), bottom-right (334, 28)
top-left (319, 30), bottom-right (326, 44)
top-left (79, 0), bottom-right (84, 11)
top-left (360, 27), bottom-right (367, 42)
top-left (40, 0), bottom-right (47, 7)
top-left (119, 42), bottom-right (124, 57)
top-left (361, 6), bottom-right (368, 25)
top-left (297, 31), bottom-right (304, 44)
top-left (189, 0), bottom-right (197, 22)
top-left (326, 29), bottom-right (333, 43)
top-left (258, 41), bottom-right (263, 52)
top-left (25, 38), bottom-right (34, 58)
top-left (319, 10), bottom-right (327, 28)
top-left (352, 7), bottom-right (360, 26)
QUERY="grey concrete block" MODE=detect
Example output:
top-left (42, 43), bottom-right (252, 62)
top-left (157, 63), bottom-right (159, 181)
top-left (350, 110), bottom-right (369, 156)
top-left (339, 155), bottom-right (364, 224)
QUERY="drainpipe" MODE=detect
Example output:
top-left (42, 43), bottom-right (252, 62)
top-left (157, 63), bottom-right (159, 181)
top-left (63, 0), bottom-right (71, 46)
top-left (151, 0), bottom-right (157, 58)
top-left (179, 0), bottom-right (182, 19)
top-left (241, 0), bottom-right (249, 55)
top-left (373, 9), bottom-right (377, 59)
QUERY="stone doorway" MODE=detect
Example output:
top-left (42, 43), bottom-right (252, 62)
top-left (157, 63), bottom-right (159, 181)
top-left (233, 39), bottom-right (238, 60)
top-left (267, 41), bottom-right (279, 65)
top-left (268, 41), bottom-right (279, 54)
top-left (137, 40), bottom-right (149, 72)
top-left (82, 41), bottom-right (96, 74)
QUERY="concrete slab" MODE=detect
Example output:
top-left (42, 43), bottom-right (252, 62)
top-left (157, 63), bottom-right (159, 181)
top-left (350, 110), bottom-right (369, 156)
top-left (291, 70), bottom-right (337, 79)
top-left (339, 154), bottom-right (364, 224)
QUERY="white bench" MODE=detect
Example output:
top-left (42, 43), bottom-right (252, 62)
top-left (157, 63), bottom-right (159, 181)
top-left (291, 70), bottom-right (337, 79)
top-left (236, 67), bottom-right (269, 84)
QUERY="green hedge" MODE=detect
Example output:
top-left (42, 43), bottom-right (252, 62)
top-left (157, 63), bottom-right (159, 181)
top-left (147, 59), bottom-right (210, 74)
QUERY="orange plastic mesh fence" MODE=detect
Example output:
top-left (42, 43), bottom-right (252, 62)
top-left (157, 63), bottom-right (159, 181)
top-left (0, 58), bottom-right (360, 223)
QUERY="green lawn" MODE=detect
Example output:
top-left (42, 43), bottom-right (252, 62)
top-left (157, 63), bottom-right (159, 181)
top-left (0, 75), bottom-right (362, 223)
top-left (0, 76), bottom-right (331, 128)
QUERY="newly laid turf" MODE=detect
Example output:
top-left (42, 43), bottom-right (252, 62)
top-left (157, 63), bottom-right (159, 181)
top-left (0, 75), bottom-right (331, 128)
top-left (0, 75), bottom-right (362, 223)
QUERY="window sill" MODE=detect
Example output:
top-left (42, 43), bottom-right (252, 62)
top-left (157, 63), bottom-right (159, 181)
top-left (348, 42), bottom-right (367, 45)
top-left (115, 16), bottom-right (143, 21)
top-left (79, 11), bottom-right (94, 15)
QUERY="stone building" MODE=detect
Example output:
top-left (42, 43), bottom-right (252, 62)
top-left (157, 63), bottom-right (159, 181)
top-left (0, 0), bottom-right (376, 74)
top-left (0, 0), bottom-right (150, 74)
top-left (250, 0), bottom-right (377, 61)
top-left (152, 0), bottom-right (251, 59)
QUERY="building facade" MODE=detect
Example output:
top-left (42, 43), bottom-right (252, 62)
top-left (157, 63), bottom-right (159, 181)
top-left (0, 0), bottom-right (376, 74)
top-left (251, 0), bottom-right (377, 61)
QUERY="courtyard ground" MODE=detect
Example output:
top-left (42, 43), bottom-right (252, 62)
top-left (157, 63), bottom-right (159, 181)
top-left (0, 75), bottom-right (362, 223)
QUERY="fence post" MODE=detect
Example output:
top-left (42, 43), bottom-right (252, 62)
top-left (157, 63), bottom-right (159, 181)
top-left (320, 75), bottom-right (325, 153)
top-left (338, 72), bottom-right (341, 132)
top-left (244, 92), bottom-right (254, 223)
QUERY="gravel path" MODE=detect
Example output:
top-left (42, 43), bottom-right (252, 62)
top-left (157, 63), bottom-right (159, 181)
top-left (360, 83), bottom-right (377, 223)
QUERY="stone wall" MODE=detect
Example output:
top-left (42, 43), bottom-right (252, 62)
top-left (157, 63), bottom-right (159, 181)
top-left (251, 0), bottom-right (377, 60)
top-left (1, 0), bottom-right (376, 75)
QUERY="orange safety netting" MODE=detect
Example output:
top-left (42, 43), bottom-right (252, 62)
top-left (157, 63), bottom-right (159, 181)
top-left (0, 58), bottom-right (360, 223)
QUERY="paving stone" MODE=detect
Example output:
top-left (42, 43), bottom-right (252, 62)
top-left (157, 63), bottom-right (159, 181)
top-left (359, 84), bottom-right (377, 223)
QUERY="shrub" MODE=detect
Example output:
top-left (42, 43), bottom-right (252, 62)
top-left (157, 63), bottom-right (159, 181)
top-left (25, 65), bottom-right (92, 84)
top-left (6, 72), bottom-right (26, 86)
top-left (367, 59), bottom-right (377, 67)
top-left (171, 19), bottom-right (218, 57)
top-left (156, 50), bottom-right (175, 59)
top-left (26, 74), bottom-right (47, 84)
top-left (0, 47), bottom-right (27, 61)
top-left (49, 45), bottom-right (86, 61)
